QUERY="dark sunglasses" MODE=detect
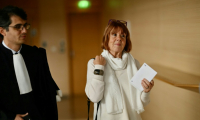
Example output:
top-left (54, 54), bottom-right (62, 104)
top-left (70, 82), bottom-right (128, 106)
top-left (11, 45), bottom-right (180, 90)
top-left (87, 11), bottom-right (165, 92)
top-left (108, 19), bottom-right (127, 26)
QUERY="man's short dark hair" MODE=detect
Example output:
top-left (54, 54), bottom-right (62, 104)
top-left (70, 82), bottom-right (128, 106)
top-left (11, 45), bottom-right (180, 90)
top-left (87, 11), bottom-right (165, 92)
top-left (0, 6), bottom-right (27, 39)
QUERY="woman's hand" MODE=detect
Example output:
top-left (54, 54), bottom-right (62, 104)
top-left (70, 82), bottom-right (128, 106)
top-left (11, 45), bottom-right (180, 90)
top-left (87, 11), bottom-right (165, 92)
top-left (141, 78), bottom-right (154, 93)
top-left (93, 55), bottom-right (106, 66)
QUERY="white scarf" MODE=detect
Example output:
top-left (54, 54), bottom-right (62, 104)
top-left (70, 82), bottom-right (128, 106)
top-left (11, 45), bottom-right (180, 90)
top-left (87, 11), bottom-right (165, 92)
top-left (101, 49), bottom-right (144, 114)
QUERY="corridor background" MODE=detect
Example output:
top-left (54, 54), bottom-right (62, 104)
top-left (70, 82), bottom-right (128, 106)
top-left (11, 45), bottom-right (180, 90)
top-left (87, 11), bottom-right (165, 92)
top-left (0, 0), bottom-right (200, 120)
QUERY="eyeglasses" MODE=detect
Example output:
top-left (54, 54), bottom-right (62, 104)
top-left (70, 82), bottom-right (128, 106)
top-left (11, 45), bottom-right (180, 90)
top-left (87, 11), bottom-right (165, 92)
top-left (108, 19), bottom-right (127, 26)
top-left (8, 23), bottom-right (31, 31)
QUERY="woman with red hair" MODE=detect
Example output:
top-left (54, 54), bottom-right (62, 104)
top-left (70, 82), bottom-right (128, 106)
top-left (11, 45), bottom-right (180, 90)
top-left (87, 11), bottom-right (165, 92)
top-left (85, 19), bottom-right (154, 120)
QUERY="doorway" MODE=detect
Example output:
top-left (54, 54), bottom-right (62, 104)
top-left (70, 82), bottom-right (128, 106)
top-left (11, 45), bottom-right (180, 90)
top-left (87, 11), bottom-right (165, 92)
top-left (68, 13), bottom-right (102, 96)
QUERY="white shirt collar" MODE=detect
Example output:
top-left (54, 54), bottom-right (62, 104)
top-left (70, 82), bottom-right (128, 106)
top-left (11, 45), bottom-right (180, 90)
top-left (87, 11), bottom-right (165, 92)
top-left (2, 40), bottom-right (22, 54)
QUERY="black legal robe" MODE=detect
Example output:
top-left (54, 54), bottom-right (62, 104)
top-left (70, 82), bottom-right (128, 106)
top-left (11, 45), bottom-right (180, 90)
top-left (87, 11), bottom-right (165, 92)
top-left (0, 43), bottom-right (59, 120)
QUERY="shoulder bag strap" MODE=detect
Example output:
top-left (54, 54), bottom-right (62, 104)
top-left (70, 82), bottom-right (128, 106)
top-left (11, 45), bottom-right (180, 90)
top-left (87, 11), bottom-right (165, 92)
top-left (87, 97), bottom-right (91, 120)
top-left (87, 58), bottom-right (101, 120)
top-left (87, 97), bottom-right (101, 120)
top-left (95, 101), bottom-right (101, 120)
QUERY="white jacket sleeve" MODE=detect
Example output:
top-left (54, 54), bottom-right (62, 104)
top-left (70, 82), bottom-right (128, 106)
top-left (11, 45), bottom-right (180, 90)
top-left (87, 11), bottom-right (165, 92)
top-left (85, 59), bottom-right (105, 103)
top-left (141, 92), bottom-right (150, 107)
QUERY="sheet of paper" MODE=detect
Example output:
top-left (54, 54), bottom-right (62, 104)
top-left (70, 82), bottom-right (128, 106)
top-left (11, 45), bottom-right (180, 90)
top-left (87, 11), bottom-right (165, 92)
top-left (130, 63), bottom-right (157, 91)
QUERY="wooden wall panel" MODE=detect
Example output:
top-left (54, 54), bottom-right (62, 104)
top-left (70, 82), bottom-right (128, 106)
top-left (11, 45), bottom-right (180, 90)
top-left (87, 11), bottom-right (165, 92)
top-left (38, 0), bottom-right (70, 95)
top-left (141, 79), bottom-right (200, 120)
top-left (101, 0), bottom-right (200, 76)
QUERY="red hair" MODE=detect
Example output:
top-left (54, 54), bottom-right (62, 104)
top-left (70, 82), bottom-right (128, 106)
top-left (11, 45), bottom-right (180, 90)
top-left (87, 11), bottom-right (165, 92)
top-left (101, 20), bottom-right (132, 52)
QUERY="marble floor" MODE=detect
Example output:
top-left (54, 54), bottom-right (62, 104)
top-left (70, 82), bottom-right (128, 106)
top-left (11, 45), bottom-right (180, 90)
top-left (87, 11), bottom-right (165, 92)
top-left (57, 95), bottom-right (94, 120)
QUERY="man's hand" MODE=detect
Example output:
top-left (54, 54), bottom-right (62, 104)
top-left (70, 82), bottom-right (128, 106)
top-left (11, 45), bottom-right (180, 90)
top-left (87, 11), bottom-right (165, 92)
top-left (15, 113), bottom-right (28, 120)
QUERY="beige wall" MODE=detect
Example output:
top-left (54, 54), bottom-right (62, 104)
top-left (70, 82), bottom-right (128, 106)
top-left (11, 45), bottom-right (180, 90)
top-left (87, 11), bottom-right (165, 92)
top-left (38, 0), bottom-right (70, 95)
top-left (101, 0), bottom-right (200, 76)
top-left (141, 78), bottom-right (200, 120)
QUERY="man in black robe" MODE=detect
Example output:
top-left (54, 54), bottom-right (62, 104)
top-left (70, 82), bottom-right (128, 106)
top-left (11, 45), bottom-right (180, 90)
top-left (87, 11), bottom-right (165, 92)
top-left (0, 6), bottom-right (61, 120)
